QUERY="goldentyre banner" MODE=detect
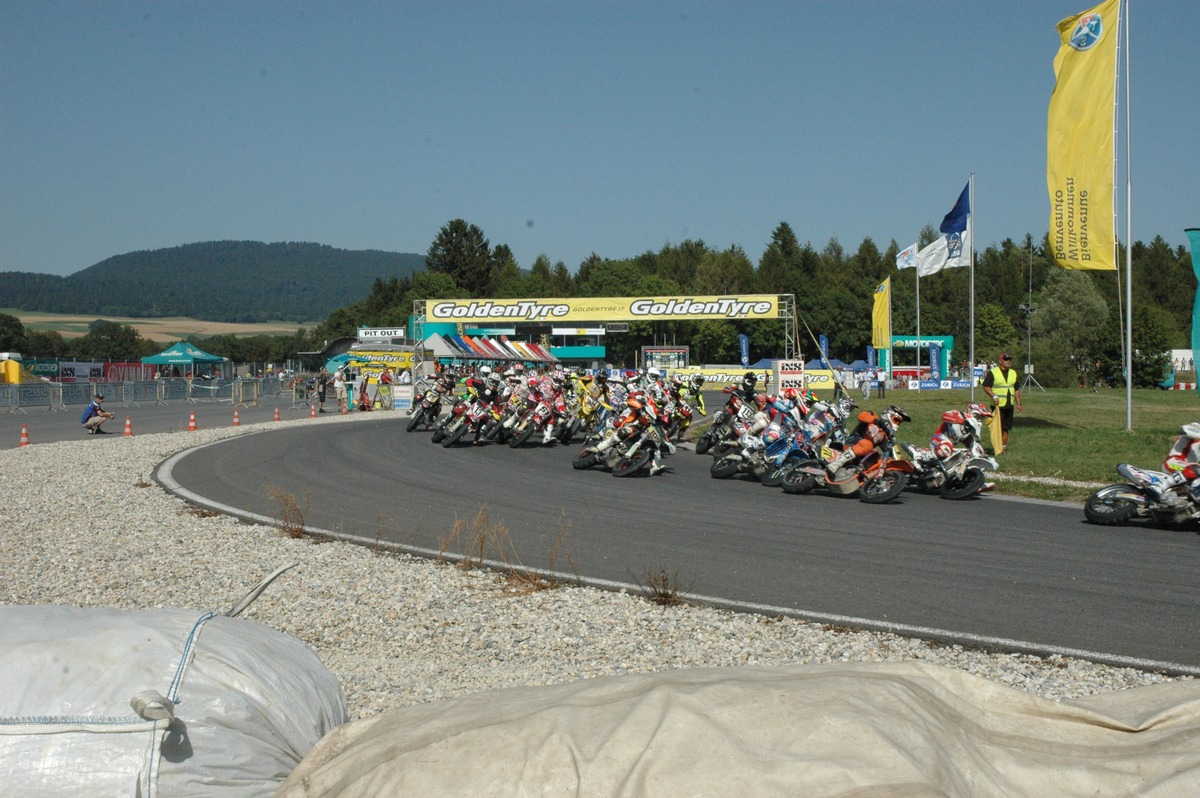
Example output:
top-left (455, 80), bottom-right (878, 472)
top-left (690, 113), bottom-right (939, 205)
top-left (426, 295), bottom-right (785, 323)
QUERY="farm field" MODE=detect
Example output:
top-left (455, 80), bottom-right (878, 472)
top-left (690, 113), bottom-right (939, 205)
top-left (5, 309), bottom-right (313, 341)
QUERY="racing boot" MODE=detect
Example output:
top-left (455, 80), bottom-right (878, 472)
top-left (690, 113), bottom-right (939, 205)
top-left (825, 449), bottom-right (854, 476)
top-left (649, 451), bottom-right (665, 476)
top-left (1152, 470), bottom-right (1188, 500)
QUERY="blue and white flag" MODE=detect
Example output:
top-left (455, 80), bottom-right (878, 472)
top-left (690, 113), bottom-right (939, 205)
top-left (896, 242), bottom-right (919, 270)
top-left (819, 334), bottom-right (829, 359)
top-left (738, 333), bottom-right (750, 367)
top-left (915, 182), bottom-right (971, 277)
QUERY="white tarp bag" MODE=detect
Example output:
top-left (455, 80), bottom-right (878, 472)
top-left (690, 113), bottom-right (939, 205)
top-left (0, 605), bottom-right (346, 797)
top-left (280, 661), bottom-right (1200, 797)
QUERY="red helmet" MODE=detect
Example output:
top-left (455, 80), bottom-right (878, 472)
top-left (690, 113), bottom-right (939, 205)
top-left (941, 410), bottom-right (966, 426)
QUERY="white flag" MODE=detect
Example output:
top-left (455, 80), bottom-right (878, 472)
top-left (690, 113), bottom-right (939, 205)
top-left (896, 242), bottom-right (919, 270)
top-left (914, 227), bottom-right (971, 277)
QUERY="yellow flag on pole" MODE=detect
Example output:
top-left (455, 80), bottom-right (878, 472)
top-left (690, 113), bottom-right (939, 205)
top-left (871, 278), bottom-right (890, 350)
top-left (1047, 0), bottom-right (1120, 270)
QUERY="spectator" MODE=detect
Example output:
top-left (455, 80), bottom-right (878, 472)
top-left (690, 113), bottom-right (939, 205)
top-left (81, 393), bottom-right (116, 435)
top-left (399, 368), bottom-right (413, 385)
top-left (334, 368), bottom-right (348, 413)
top-left (316, 368), bottom-right (330, 413)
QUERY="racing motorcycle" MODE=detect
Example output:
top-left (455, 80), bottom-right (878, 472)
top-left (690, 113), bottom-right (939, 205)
top-left (1084, 464), bottom-right (1200, 529)
top-left (429, 391), bottom-right (472, 444)
top-left (761, 399), bottom-right (854, 488)
top-left (439, 395), bottom-right (501, 448)
top-left (782, 408), bottom-right (912, 503)
top-left (508, 385), bottom-right (567, 448)
top-left (573, 390), bottom-right (673, 475)
top-left (406, 378), bottom-right (453, 432)
top-left (695, 388), bottom-right (757, 455)
top-left (900, 414), bottom-right (997, 499)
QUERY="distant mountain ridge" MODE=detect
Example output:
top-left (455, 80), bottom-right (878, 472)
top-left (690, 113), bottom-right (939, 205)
top-left (0, 241), bottom-right (426, 323)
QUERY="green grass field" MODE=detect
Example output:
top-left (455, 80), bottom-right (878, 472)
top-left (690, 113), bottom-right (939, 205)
top-left (878, 387), bottom-right (1200, 502)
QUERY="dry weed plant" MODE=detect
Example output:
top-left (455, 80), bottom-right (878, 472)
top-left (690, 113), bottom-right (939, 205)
top-left (265, 484), bottom-right (311, 539)
top-left (185, 504), bottom-right (220, 518)
top-left (437, 505), bottom-right (573, 595)
top-left (135, 479), bottom-right (153, 488)
top-left (642, 568), bottom-right (691, 607)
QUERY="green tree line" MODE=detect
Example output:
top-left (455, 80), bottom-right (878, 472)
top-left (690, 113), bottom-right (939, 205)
top-left (322, 219), bottom-right (1195, 389)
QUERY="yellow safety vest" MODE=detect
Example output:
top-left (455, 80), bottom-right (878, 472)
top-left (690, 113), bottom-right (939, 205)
top-left (989, 366), bottom-right (1017, 407)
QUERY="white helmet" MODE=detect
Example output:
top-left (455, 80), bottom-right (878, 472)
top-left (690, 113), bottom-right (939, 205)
top-left (647, 367), bottom-right (662, 380)
top-left (478, 365), bottom-right (492, 377)
top-left (1182, 422), bottom-right (1200, 440)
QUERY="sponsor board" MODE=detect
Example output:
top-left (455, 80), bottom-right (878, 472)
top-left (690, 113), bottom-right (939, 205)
top-left (427, 295), bottom-right (785, 323)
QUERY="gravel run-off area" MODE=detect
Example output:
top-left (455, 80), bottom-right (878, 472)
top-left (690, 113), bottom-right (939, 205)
top-left (1, 415), bottom-right (1189, 721)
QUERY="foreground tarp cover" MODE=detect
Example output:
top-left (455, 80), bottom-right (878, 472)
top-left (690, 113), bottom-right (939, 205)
top-left (279, 661), bottom-right (1200, 797)
top-left (0, 605), bottom-right (346, 797)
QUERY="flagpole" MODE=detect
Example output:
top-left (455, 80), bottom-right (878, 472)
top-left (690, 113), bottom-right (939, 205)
top-left (1123, 0), bottom-right (1133, 430)
top-left (969, 172), bottom-right (976, 402)
top-left (915, 273), bottom-right (921, 390)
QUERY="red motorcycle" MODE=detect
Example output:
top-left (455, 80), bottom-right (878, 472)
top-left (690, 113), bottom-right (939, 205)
top-left (695, 387), bottom-right (757, 455)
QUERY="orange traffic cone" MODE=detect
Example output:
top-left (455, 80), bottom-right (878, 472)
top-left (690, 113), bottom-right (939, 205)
top-left (232, 409), bottom-right (241, 427)
top-left (18, 423), bottom-right (31, 447)
top-left (310, 403), bottom-right (317, 418)
top-left (124, 416), bottom-right (133, 437)
top-left (273, 406), bottom-right (281, 422)
top-left (187, 411), bottom-right (197, 432)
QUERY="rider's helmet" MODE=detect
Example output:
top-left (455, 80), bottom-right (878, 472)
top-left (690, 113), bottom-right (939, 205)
top-left (528, 377), bottom-right (540, 389)
top-left (670, 374), bottom-right (683, 388)
top-left (689, 373), bottom-right (705, 390)
top-left (595, 371), bottom-right (608, 383)
top-left (834, 397), bottom-right (858, 419)
top-left (742, 371), bottom-right (758, 391)
top-left (941, 409), bottom-right (966, 426)
top-left (753, 394), bottom-right (770, 412)
top-left (478, 365), bottom-right (492, 377)
top-left (782, 387), bottom-right (799, 401)
top-left (967, 402), bottom-right (993, 420)
top-left (502, 367), bottom-right (516, 379)
top-left (647, 367), bottom-right (662, 381)
top-left (1182, 422), bottom-right (1200, 440)
top-left (885, 405), bottom-right (912, 428)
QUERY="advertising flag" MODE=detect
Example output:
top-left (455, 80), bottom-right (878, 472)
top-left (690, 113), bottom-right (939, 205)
top-left (738, 333), bottom-right (750, 367)
top-left (914, 182), bottom-right (971, 277)
top-left (872, 279), bottom-right (891, 350)
top-left (1188, 228), bottom-right (1200, 393)
top-left (1047, 0), bottom-right (1120, 270)
top-left (896, 242), bottom-right (919, 270)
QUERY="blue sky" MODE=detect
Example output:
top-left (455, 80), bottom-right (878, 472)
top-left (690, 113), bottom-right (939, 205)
top-left (2, 1), bottom-right (1195, 278)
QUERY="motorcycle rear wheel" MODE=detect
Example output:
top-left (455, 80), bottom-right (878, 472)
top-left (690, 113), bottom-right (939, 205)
top-left (1083, 485), bottom-right (1141, 525)
top-left (781, 459), bottom-right (821, 495)
top-left (710, 456), bottom-right (740, 479)
top-left (859, 471), bottom-right (907, 504)
top-left (572, 445), bottom-right (598, 470)
top-left (612, 449), bottom-right (653, 477)
top-left (940, 467), bottom-right (986, 500)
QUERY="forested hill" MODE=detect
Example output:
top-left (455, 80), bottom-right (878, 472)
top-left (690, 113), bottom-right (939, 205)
top-left (0, 241), bottom-right (426, 323)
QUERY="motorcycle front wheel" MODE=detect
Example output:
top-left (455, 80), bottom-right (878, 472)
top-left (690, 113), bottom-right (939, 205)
top-left (441, 419), bottom-right (468, 448)
top-left (430, 420), bottom-right (449, 444)
top-left (781, 459), bottom-right (822, 495)
top-left (405, 408), bottom-right (425, 432)
top-left (710, 456), bottom-right (740, 479)
top-left (1083, 484), bottom-right (1141, 525)
top-left (859, 471), bottom-right (907, 504)
top-left (612, 449), bottom-right (653, 477)
top-left (572, 445), bottom-right (598, 470)
top-left (761, 459), bottom-right (797, 488)
top-left (509, 420), bottom-right (536, 448)
top-left (940, 467), bottom-right (986, 500)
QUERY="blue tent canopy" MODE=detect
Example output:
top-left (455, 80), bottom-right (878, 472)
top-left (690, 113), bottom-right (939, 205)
top-left (847, 359), bottom-right (870, 371)
top-left (804, 358), bottom-right (847, 370)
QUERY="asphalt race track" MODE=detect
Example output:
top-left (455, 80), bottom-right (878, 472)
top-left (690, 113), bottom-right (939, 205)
top-left (158, 414), bottom-right (1200, 675)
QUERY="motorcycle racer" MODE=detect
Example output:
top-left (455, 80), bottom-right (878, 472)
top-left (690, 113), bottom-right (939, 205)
top-left (826, 404), bottom-right (910, 475)
top-left (1158, 422), bottom-right (1200, 498)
